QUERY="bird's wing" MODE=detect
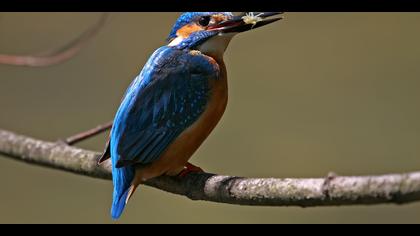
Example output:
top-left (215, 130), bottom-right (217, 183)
top-left (111, 46), bottom-right (219, 168)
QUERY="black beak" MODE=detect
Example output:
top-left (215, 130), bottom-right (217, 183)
top-left (208, 12), bottom-right (283, 33)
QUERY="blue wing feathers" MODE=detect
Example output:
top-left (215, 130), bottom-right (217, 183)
top-left (111, 179), bottom-right (132, 219)
top-left (110, 157), bottom-right (134, 219)
top-left (109, 46), bottom-right (219, 219)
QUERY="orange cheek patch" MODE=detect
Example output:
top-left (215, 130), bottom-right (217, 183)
top-left (176, 23), bottom-right (203, 38)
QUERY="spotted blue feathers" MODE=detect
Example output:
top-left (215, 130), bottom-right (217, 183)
top-left (109, 46), bottom-right (220, 219)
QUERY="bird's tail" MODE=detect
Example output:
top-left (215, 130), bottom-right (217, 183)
top-left (111, 162), bottom-right (135, 220)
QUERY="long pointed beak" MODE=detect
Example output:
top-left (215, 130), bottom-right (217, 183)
top-left (208, 12), bottom-right (283, 33)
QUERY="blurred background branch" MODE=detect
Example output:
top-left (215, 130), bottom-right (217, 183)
top-left (0, 13), bottom-right (108, 67)
top-left (1, 128), bottom-right (419, 207)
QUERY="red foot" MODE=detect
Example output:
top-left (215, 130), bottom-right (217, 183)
top-left (177, 162), bottom-right (204, 177)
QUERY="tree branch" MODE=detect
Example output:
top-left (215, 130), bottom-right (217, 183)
top-left (0, 13), bottom-right (108, 67)
top-left (62, 121), bottom-right (113, 145)
top-left (1, 128), bottom-right (420, 207)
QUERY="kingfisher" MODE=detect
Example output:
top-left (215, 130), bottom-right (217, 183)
top-left (98, 12), bottom-right (282, 219)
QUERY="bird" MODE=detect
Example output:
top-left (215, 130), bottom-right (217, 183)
top-left (98, 12), bottom-right (282, 220)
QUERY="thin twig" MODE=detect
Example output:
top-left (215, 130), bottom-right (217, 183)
top-left (1, 129), bottom-right (420, 207)
top-left (0, 13), bottom-right (109, 67)
top-left (62, 121), bottom-right (113, 145)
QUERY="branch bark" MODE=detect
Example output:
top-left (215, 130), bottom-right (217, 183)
top-left (0, 13), bottom-right (108, 67)
top-left (1, 128), bottom-right (420, 207)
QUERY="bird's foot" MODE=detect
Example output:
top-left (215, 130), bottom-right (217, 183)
top-left (177, 162), bottom-right (204, 178)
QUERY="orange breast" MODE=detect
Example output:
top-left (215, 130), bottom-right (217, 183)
top-left (134, 57), bottom-right (228, 181)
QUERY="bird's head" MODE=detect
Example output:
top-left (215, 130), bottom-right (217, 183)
top-left (167, 12), bottom-right (282, 58)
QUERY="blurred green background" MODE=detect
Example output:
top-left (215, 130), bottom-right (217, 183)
top-left (0, 12), bottom-right (420, 223)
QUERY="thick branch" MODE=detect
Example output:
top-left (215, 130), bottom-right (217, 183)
top-left (0, 13), bottom-right (108, 67)
top-left (0, 129), bottom-right (420, 207)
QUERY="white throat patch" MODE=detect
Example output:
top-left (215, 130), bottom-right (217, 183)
top-left (168, 36), bottom-right (184, 47)
top-left (197, 33), bottom-right (235, 58)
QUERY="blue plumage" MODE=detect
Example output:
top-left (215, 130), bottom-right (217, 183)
top-left (110, 46), bottom-right (220, 219)
top-left (105, 11), bottom-right (281, 220)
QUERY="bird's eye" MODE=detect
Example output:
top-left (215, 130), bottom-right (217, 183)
top-left (198, 16), bottom-right (211, 26)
